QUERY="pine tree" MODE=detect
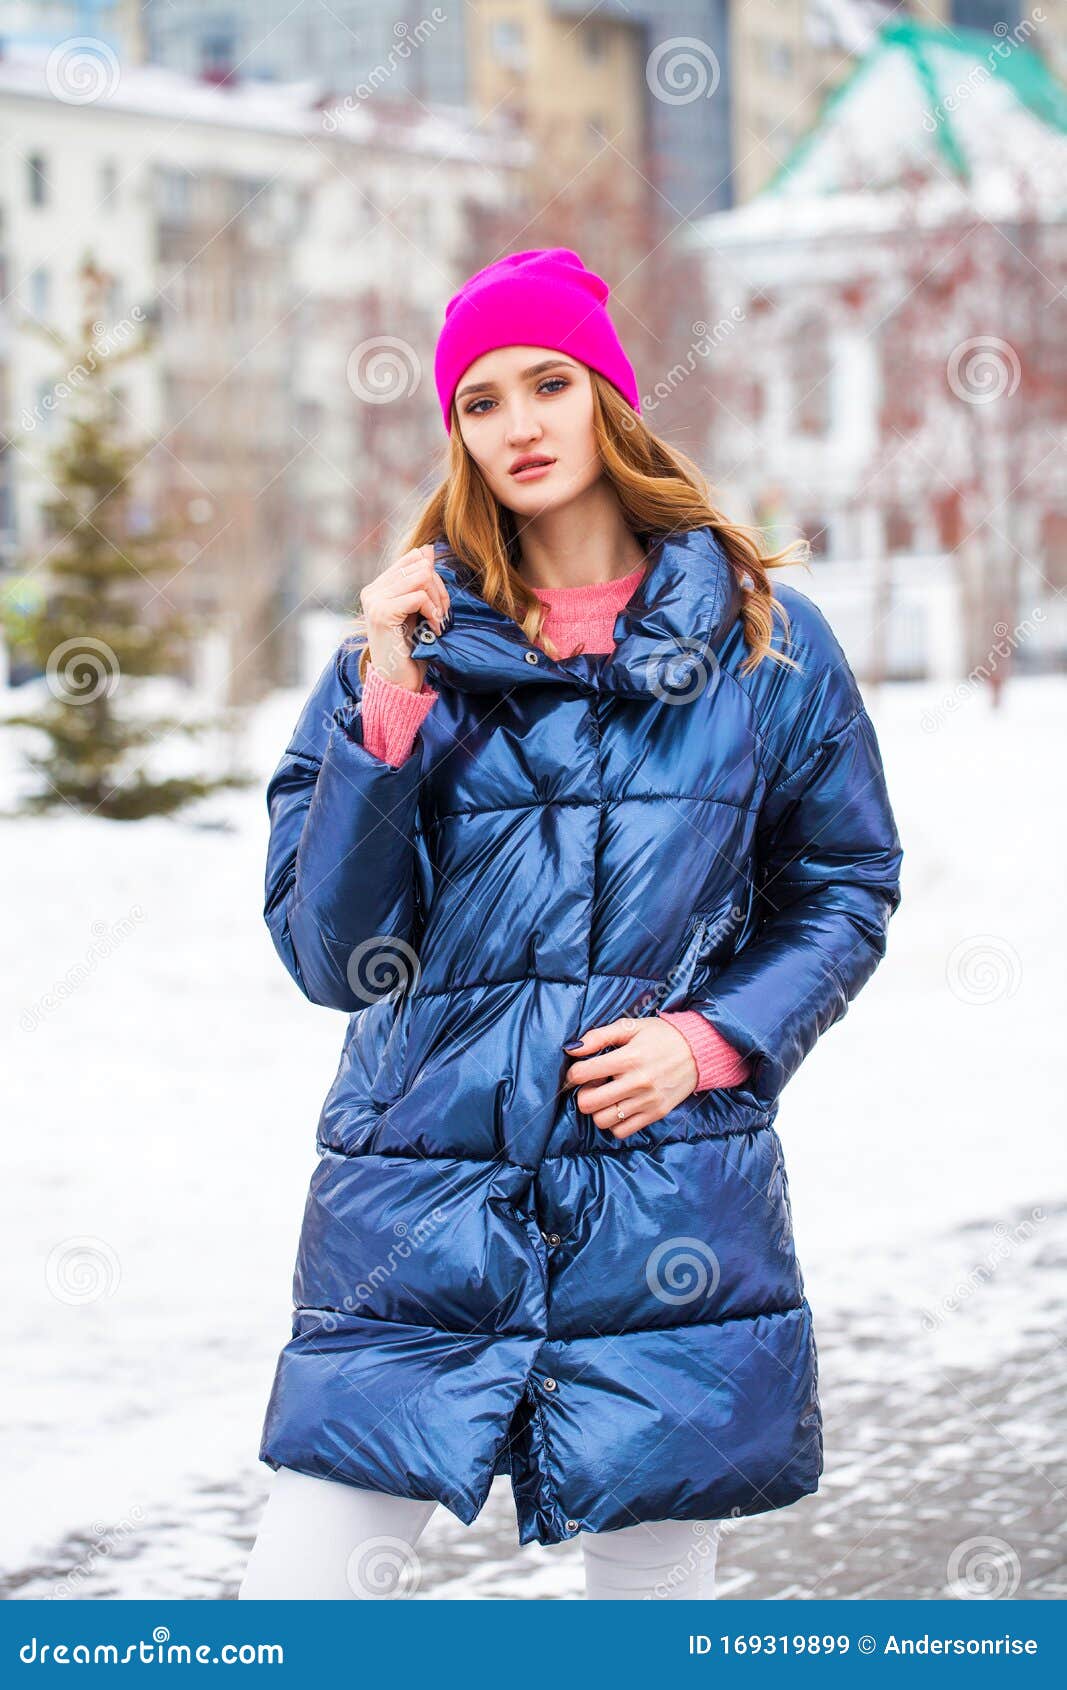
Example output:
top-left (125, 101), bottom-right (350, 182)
top-left (3, 259), bottom-right (255, 820)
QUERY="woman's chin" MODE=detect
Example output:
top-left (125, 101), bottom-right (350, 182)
top-left (499, 477), bottom-right (581, 517)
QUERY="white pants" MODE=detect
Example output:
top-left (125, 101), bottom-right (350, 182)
top-left (239, 1466), bottom-right (721, 1600)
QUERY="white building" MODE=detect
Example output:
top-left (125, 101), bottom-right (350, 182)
top-left (685, 18), bottom-right (1067, 682)
top-left (0, 43), bottom-right (523, 694)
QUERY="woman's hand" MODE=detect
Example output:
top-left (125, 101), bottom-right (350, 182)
top-left (361, 544), bottom-right (451, 691)
top-left (562, 1016), bottom-right (698, 1139)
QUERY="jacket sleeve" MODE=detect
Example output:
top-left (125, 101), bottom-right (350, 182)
top-left (657, 1009), bottom-right (752, 1090)
top-left (263, 640), bottom-right (430, 1011)
top-left (684, 611), bottom-right (903, 1109)
top-left (361, 661), bottom-right (440, 767)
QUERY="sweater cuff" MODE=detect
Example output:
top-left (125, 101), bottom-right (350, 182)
top-left (361, 661), bottom-right (439, 766)
top-left (658, 1010), bottom-right (752, 1091)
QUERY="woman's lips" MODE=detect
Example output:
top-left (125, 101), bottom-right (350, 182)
top-left (510, 459), bottom-right (556, 480)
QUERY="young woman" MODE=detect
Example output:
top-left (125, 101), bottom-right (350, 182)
top-left (239, 248), bottom-right (903, 1601)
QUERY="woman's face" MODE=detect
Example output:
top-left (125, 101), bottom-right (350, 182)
top-left (454, 345), bottom-right (603, 516)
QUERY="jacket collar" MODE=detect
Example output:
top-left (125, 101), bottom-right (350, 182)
top-left (410, 524), bottom-right (741, 700)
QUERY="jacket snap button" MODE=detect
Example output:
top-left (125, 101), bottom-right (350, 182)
top-left (566, 1519), bottom-right (580, 1532)
top-left (418, 628), bottom-right (436, 643)
top-left (524, 650), bottom-right (539, 663)
top-left (546, 1232), bottom-right (561, 1246)
top-left (543, 1376), bottom-right (558, 1391)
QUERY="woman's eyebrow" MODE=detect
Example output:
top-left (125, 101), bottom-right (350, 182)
top-left (456, 359), bottom-right (577, 400)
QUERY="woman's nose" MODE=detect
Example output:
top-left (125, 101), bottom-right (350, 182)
top-left (505, 411), bottom-right (542, 443)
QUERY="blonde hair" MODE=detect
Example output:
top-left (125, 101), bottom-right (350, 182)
top-left (353, 370), bottom-right (807, 686)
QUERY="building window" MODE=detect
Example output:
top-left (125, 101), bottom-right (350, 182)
top-left (737, 375), bottom-right (764, 422)
top-left (158, 167), bottom-right (192, 221)
top-left (201, 31), bottom-right (236, 82)
top-left (766, 41), bottom-right (793, 77)
top-left (885, 507), bottom-right (916, 554)
top-left (793, 315), bottom-right (832, 437)
top-left (932, 488), bottom-right (964, 551)
top-left (491, 19), bottom-right (526, 71)
top-left (36, 381), bottom-right (56, 431)
top-left (298, 399), bottom-right (322, 440)
top-left (27, 153), bottom-right (48, 207)
top-left (1041, 509), bottom-right (1067, 590)
top-left (29, 267), bottom-right (51, 320)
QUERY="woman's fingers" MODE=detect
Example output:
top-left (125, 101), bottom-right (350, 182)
top-left (394, 552), bottom-right (449, 622)
top-left (364, 545), bottom-right (451, 629)
top-left (359, 543), bottom-right (451, 692)
top-left (393, 546), bottom-right (450, 622)
top-left (565, 1017), bottom-right (693, 1137)
top-left (607, 1112), bottom-right (655, 1140)
top-left (376, 588), bottom-right (444, 630)
top-left (575, 1074), bottom-right (656, 1138)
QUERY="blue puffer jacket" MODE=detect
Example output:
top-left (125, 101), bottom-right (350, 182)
top-left (258, 524), bottom-right (903, 1546)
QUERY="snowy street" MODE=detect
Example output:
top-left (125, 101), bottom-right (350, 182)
top-left (2, 671), bottom-right (1063, 1600)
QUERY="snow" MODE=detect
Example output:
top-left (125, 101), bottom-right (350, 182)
top-left (1, 670), bottom-right (1062, 1595)
top-left (0, 40), bottom-right (520, 165)
top-left (697, 25), bottom-right (1067, 245)
top-left (806, 0), bottom-right (895, 57)
top-left (789, 33), bottom-right (1067, 205)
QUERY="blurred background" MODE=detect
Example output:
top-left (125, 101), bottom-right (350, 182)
top-left (0, 0), bottom-right (1063, 1600)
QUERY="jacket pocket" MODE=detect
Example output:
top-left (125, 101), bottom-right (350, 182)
top-left (655, 911), bottom-right (713, 1012)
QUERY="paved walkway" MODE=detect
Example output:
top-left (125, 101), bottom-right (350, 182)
top-left (9, 1201), bottom-right (1063, 1601)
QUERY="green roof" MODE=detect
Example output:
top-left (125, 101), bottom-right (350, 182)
top-left (761, 16), bottom-right (1067, 197)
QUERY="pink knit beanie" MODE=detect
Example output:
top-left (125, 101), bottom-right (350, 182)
top-left (434, 247), bottom-right (641, 433)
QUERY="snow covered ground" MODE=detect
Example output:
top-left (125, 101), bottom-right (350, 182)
top-left (1, 670), bottom-right (1063, 1599)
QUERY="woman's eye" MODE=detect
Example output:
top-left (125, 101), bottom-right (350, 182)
top-left (464, 377), bottom-right (569, 416)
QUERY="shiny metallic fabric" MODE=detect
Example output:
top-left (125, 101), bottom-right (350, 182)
top-left (258, 526), bottom-right (903, 1546)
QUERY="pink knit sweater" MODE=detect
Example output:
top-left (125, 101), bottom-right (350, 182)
top-left (358, 562), bottom-right (752, 1094)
